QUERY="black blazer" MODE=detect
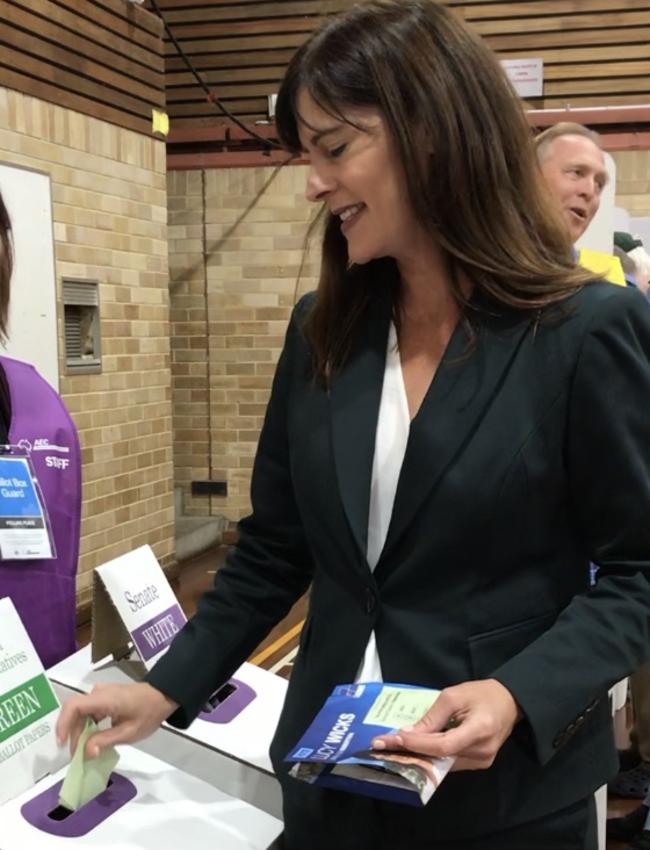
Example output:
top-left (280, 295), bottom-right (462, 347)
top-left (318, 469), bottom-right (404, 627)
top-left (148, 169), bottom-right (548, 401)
top-left (148, 280), bottom-right (650, 840)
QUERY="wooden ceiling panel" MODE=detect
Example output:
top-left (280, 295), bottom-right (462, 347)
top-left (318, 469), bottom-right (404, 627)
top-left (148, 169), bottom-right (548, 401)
top-left (167, 66), bottom-right (287, 86)
top-left (149, 0), bottom-right (650, 129)
top-left (93, 0), bottom-right (162, 36)
top-left (165, 18), bottom-right (321, 41)
top-left (2, 2), bottom-right (163, 87)
top-left (165, 49), bottom-right (296, 71)
top-left (9, 0), bottom-right (643, 144)
top-left (13, 0), bottom-right (163, 73)
top-left (170, 97), bottom-right (268, 117)
top-left (0, 0), bottom-right (165, 136)
top-left (52, 0), bottom-right (163, 54)
top-left (0, 19), bottom-right (162, 104)
top-left (167, 82), bottom-right (279, 101)
top-left (486, 27), bottom-right (650, 51)
top-left (475, 11), bottom-right (650, 36)
top-left (161, 1), bottom-right (351, 25)
top-left (544, 61), bottom-right (650, 80)
top-left (499, 43), bottom-right (650, 64)
top-left (460, 0), bottom-right (650, 19)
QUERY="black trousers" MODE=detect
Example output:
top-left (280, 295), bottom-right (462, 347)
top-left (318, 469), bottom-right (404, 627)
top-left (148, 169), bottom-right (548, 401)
top-left (281, 785), bottom-right (597, 850)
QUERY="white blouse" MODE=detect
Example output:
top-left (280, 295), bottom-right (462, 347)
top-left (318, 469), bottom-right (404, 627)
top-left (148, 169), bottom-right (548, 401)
top-left (355, 323), bottom-right (410, 682)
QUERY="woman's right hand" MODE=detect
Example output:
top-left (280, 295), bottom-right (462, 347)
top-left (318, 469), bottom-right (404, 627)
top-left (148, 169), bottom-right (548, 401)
top-left (56, 682), bottom-right (179, 759)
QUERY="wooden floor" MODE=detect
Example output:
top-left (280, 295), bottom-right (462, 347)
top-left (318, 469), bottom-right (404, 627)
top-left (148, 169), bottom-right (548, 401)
top-left (76, 544), bottom-right (640, 848)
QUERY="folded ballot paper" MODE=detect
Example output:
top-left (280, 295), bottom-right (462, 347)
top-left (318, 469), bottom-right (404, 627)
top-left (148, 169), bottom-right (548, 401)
top-left (58, 718), bottom-right (119, 811)
top-left (286, 682), bottom-right (454, 806)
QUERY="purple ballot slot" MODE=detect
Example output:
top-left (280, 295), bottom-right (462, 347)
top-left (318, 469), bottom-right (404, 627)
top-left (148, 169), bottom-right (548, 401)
top-left (199, 678), bottom-right (256, 724)
top-left (20, 773), bottom-right (136, 838)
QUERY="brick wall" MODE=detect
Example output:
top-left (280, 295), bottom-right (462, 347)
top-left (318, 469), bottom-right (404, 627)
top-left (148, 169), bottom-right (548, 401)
top-left (613, 150), bottom-right (650, 217)
top-left (168, 163), bottom-right (318, 522)
top-left (0, 87), bottom-right (174, 607)
top-left (168, 169), bottom-right (210, 517)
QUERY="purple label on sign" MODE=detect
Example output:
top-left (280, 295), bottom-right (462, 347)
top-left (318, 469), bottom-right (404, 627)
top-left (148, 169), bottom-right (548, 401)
top-left (130, 604), bottom-right (186, 662)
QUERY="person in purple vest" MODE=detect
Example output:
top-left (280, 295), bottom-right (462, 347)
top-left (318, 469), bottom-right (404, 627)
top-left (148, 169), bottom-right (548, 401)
top-left (0, 188), bottom-right (81, 668)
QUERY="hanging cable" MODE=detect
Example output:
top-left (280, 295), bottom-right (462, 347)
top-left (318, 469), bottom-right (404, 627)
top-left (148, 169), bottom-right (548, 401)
top-left (147, 0), bottom-right (281, 150)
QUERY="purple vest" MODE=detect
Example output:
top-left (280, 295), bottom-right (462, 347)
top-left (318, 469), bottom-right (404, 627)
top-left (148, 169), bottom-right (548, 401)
top-left (0, 356), bottom-right (81, 667)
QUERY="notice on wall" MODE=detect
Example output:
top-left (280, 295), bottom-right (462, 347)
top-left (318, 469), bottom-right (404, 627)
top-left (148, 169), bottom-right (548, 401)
top-left (92, 545), bottom-right (187, 671)
top-left (501, 58), bottom-right (544, 98)
top-left (0, 597), bottom-right (62, 805)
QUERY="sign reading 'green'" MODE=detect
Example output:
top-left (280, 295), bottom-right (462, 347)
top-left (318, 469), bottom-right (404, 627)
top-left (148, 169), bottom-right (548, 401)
top-left (0, 674), bottom-right (58, 743)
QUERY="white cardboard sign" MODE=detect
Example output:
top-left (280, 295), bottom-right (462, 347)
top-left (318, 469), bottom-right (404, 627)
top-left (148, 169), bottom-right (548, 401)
top-left (0, 598), bottom-right (63, 805)
top-left (92, 545), bottom-right (186, 670)
top-left (501, 58), bottom-right (544, 98)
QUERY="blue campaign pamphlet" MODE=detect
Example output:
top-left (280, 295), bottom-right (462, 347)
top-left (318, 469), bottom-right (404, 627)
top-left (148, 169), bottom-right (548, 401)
top-left (285, 682), bottom-right (454, 806)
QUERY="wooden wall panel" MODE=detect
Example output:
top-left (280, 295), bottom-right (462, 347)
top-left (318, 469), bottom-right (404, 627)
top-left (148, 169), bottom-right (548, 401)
top-left (0, 0), bottom-right (165, 136)
top-left (151, 0), bottom-right (650, 129)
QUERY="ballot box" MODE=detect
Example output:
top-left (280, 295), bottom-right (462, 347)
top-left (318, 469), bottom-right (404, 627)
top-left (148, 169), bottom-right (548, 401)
top-left (49, 545), bottom-right (288, 817)
top-left (2, 745), bottom-right (283, 850)
top-left (0, 597), bottom-right (283, 850)
top-left (47, 546), bottom-right (288, 818)
top-left (48, 646), bottom-right (288, 818)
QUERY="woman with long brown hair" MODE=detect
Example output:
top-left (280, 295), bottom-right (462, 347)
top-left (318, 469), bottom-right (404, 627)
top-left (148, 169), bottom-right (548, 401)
top-left (58, 3), bottom-right (650, 847)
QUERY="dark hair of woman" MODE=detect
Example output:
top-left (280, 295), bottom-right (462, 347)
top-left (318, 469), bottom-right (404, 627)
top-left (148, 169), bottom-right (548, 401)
top-left (275, 0), bottom-right (596, 380)
top-left (0, 190), bottom-right (13, 344)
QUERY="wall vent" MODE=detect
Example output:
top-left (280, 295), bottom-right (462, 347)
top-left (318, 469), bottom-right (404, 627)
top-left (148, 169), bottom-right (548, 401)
top-left (62, 279), bottom-right (102, 373)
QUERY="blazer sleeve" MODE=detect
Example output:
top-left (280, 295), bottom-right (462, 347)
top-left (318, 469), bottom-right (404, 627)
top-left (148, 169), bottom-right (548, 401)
top-left (146, 298), bottom-right (315, 727)
top-left (493, 286), bottom-right (650, 765)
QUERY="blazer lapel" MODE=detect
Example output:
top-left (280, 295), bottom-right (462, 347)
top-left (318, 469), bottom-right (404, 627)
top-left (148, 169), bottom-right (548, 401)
top-left (380, 308), bottom-right (534, 563)
top-left (330, 294), bottom-right (391, 563)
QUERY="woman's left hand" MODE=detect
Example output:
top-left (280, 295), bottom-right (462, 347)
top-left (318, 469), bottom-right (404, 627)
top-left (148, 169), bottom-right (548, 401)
top-left (371, 678), bottom-right (522, 771)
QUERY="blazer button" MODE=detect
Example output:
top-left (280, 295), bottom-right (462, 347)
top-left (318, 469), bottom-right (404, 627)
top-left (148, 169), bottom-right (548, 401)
top-left (553, 731), bottom-right (568, 749)
top-left (365, 588), bottom-right (376, 615)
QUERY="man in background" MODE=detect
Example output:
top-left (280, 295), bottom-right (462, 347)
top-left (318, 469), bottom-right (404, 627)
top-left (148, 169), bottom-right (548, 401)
top-left (535, 121), bottom-right (628, 285)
